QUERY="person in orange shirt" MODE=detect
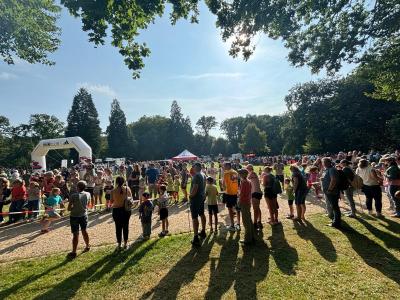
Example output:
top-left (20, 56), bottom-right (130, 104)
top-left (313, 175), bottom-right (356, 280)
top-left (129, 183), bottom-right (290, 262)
top-left (9, 179), bottom-right (27, 223)
top-left (222, 162), bottom-right (240, 231)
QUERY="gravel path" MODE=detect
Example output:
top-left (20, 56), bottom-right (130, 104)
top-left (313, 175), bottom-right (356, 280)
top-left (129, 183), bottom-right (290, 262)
top-left (0, 193), bottom-right (393, 262)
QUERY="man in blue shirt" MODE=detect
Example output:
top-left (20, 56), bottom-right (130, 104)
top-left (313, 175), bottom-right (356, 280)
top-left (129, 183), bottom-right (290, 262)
top-left (146, 163), bottom-right (159, 198)
top-left (322, 157), bottom-right (341, 228)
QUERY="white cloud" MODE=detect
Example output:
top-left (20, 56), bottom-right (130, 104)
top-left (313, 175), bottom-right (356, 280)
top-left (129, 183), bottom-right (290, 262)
top-left (0, 72), bottom-right (17, 80)
top-left (78, 82), bottom-right (117, 98)
top-left (173, 72), bottom-right (245, 80)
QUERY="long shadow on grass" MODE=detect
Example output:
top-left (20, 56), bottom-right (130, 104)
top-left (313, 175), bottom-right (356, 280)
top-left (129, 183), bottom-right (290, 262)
top-left (234, 235), bottom-right (269, 300)
top-left (204, 231), bottom-right (240, 299)
top-left (0, 259), bottom-right (70, 299)
top-left (269, 223), bottom-right (298, 275)
top-left (293, 220), bottom-right (337, 262)
top-left (379, 217), bottom-right (400, 234)
top-left (140, 235), bottom-right (215, 300)
top-left (341, 220), bottom-right (400, 285)
top-left (356, 218), bottom-right (400, 250)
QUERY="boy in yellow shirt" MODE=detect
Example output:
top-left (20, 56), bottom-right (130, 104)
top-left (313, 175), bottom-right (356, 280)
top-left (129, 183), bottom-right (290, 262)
top-left (205, 177), bottom-right (219, 233)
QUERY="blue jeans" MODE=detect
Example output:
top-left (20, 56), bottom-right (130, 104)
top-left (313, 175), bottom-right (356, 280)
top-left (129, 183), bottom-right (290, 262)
top-left (9, 200), bottom-right (25, 223)
top-left (325, 193), bottom-right (341, 226)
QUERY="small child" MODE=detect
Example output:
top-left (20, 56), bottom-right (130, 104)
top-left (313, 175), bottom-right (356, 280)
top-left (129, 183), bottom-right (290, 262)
top-left (138, 192), bottom-right (154, 241)
top-left (40, 187), bottom-right (62, 233)
top-left (104, 179), bottom-right (114, 211)
top-left (205, 177), bottom-right (219, 233)
top-left (284, 178), bottom-right (295, 219)
top-left (308, 166), bottom-right (321, 198)
top-left (27, 181), bottom-right (41, 221)
top-left (138, 177), bottom-right (146, 200)
top-left (157, 185), bottom-right (169, 237)
top-left (173, 175), bottom-right (180, 203)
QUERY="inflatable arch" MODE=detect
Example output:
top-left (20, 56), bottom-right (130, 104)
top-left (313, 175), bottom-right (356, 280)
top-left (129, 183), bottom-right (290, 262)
top-left (31, 137), bottom-right (92, 171)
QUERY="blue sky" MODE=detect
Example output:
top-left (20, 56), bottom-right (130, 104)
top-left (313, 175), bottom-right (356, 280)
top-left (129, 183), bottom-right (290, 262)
top-left (0, 3), bottom-right (353, 137)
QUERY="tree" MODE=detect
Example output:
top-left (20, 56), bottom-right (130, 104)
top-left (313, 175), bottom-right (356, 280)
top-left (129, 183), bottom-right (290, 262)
top-left (196, 116), bottom-right (218, 136)
top-left (211, 137), bottom-right (229, 157)
top-left (65, 88), bottom-right (102, 156)
top-left (28, 114), bottom-right (64, 140)
top-left (106, 99), bottom-right (131, 158)
top-left (240, 123), bottom-right (267, 155)
top-left (208, 0), bottom-right (400, 75)
top-left (0, 0), bottom-right (61, 66)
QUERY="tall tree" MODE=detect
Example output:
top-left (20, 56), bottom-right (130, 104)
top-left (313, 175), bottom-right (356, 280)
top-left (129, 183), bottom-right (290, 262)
top-left (0, 0), bottom-right (61, 66)
top-left (196, 116), bottom-right (218, 136)
top-left (106, 99), bottom-right (130, 158)
top-left (65, 88), bottom-right (101, 156)
top-left (240, 123), bottom-right (267, 155)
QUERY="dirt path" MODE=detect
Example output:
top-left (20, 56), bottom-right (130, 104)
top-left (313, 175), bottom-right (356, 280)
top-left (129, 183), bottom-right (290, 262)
top-left (0, 193), bottom-right (394, 262)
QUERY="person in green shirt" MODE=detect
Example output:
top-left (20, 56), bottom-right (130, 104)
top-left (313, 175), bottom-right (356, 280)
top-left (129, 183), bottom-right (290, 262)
top-left (205, 177), bottom-right (219, 233)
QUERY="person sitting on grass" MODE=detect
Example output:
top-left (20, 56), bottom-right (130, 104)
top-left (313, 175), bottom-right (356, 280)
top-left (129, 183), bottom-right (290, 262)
top-left (157, 185), bottom-right (169, 237)
top-left (238, 169), bottom-right (256, 245)
top-left (205, 177), bottom-right (219, 233)
top-left (67, 180), bottom-right (91, 259)
top-left (284, 178), bottom-right (295, 219)
top-left (138, 192), bottom-right (154, 241)
top-left (40, 187), bottom-right (62, 233)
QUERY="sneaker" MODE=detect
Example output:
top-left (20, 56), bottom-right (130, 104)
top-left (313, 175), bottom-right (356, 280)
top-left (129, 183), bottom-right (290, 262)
top-left (390, 213), bottom-right (400, 218)
top-left (347, 214), bottom-right (356, 218)
top-left (40, 229), bottom-right (49, 234)
top-left (235, 224), bottom-right (241, 231)
top-left (376, 212), bottom-right (383, 218)
top-left (67, 252), bottom-right (77, 259)
top-left (368, 210), bottom-right (373, 215)
top-left (191, 236), bottom-right (201, 247)
top-left (286, 214), bottom-right (294, 219)
top-left (227, 225), bottom-right (236, 232)
top-left (199, 230), bottom-right (206, 239)
top-left (159, 231), bottom-right (166, 238)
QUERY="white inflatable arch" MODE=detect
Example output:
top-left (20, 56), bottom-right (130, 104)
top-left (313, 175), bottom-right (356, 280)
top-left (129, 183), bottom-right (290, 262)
top-left (31, 137), bottom-right (92, 171)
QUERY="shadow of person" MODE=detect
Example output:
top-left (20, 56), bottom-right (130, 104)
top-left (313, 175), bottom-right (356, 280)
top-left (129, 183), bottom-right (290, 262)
top-left (0, 258), bottom-right (70, 299)
top-left (33, 253), bottom-right (115, 300)
top-left (379, 217), bottom-right (400, 234)
top-left (355, 217), bottom-right (400, 251)
top-left (204, 231), bottom-right (240, 299)
top-left (140, 235), bottom-right (215, 300)
top-left (341, 220), bottom-right (400, 285)
top-left (234, 237), bottom-right (269, 300)
top-left (293, 220), bottom-right (337, 262)
top-left (269, 223), bottom-right (298, 275)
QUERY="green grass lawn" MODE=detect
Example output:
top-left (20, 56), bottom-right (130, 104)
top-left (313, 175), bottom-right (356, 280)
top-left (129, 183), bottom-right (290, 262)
top-left (1, 213), bottom-right (399, 299)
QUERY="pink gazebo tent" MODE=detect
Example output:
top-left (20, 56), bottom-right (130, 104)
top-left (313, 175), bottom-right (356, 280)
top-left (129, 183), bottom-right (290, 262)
top-left (172, 150), bottom-right (198, 161)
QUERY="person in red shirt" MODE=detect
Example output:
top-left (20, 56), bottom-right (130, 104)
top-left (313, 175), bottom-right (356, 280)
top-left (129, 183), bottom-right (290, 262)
top-left (238, 169), bottom-right (255, 245)
top-left (9, 178), bottom-right (27, 223)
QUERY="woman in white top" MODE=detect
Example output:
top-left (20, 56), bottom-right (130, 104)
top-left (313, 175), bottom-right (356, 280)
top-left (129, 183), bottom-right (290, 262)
top-left (246, 164), bottom-right (263, 230)
top-left (356, 159), bottom-right (383, 216)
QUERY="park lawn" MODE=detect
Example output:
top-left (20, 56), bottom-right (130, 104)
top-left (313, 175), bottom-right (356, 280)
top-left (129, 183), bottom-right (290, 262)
top-left (1, 214), bottom-right (399, 299)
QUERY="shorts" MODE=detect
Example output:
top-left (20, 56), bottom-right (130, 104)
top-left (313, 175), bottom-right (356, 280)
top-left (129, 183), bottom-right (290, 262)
top-left (159, 207), bottom-right (169, 220)
top-left (70, 215), bottom-right (88, 233)
top-left (47, 208), bottom-right (60, 218)
top-left (190, 198), bottom-right (205, 219)
top-left (252, 192), bottom-right (263, 200)
top-left (264, 188), bottom-right (277, 200)
top-left (208, 204), bottom-right (218, 214)
top-left (85, 187), bottom-right (94, 198)
top-left (295, 190), bottom-right (307, 205)
top-left (223, 194), bottom-right (238, 208)
top-left (93, 187), bottom-right (103, 196)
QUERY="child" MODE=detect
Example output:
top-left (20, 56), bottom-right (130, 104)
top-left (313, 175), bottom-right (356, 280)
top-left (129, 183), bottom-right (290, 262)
top-left (40, 187), bottom-right (62, 233)
top-left (9, 179), bottom-right (26, 223)
top-left (284, 178), bottom-right (295, 219)
top-left (308, 166), bottom-right (321, 198)
top-left (138, 177), bottom-right (146, 200)
top-left (27, 181), bottom-right (41, 221)
top-left (173, 175), bottom-right (180, 203)
top-left (205, 177), bottom-right (219, 233)
top-left (104, 178), bottom-right (114, 211)
top-left (93, 171), bottom-right (105, 210)
top-left (138, 192), bottom-right (154, 241)
top-left (157, 185), bottom-right (169, 237)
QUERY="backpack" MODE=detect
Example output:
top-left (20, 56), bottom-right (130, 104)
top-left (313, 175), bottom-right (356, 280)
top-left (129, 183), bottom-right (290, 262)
top-left (337, 169), bottom-right (350, 191)
top-left (350, 174), bottom-right (363, 190)
top-left (271, 175), bottom-right (282, 195)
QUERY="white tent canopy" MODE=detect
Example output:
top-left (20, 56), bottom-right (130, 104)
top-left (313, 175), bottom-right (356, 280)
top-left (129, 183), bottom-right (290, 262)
top-left (172, 150), bottom-right (198, 161)
top-left (31, 136), bottom-right (92, 171)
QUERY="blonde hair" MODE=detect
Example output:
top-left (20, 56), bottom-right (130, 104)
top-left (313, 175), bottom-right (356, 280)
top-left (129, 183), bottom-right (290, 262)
top-left (51, 187), bottom-right (60, 195)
